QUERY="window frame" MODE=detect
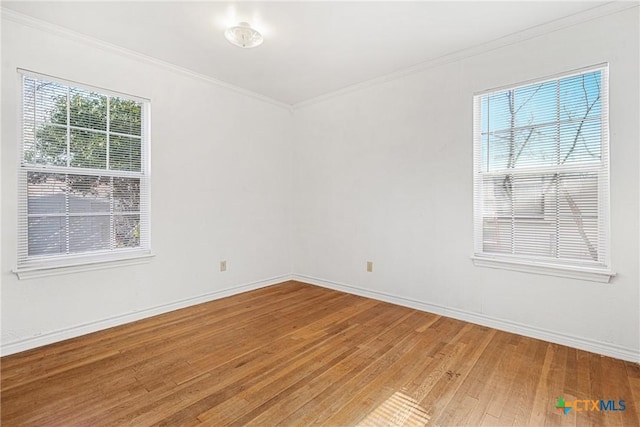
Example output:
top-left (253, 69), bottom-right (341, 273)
top-left (471, 64), bottom-right (614, 283)
top-left (14, 69), bottom-right (153, 279)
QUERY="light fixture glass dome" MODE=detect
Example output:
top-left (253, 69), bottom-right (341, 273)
top-left (224, 22), bottom-right (263, 49)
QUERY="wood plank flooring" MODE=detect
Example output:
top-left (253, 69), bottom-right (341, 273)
top-left (1, 281), bottom-right (638, 426)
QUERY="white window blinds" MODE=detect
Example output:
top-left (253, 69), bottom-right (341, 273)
top-left (473, 65), bottom-right (610, 274)
top-left (18, 71), bottom-right (151, 271)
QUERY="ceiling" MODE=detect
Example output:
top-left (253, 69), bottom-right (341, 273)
top-left (2, 1), bottom-right (618, 105)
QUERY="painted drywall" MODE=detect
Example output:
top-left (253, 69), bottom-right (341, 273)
top-left (292, 7), bottom-right (640, 360)
top-left (1, 17), bottom-right (293, 353)
top-left (2, 6), bottom-right (638, 362)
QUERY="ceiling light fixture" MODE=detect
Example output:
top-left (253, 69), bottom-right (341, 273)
top-left (224, 22), bottom-right (263, 48)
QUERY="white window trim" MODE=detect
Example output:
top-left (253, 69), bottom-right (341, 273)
top-left (471, 255), bottom-right (615, 283)
top-left (472, 63), bottom-right (615, 283)
top-left (13, 252), bottom-right (155, 280)
top-left (15, 69), bottom-right (152, 279)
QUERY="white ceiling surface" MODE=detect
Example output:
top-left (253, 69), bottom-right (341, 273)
top-left (2, 1), bottom-right (616, 105)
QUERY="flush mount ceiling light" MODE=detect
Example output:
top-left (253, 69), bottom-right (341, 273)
top-left (224, 22), bottom-right (263, 48)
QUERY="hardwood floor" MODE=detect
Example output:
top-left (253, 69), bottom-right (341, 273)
top-left (1, 281), bottom-right (638, 426)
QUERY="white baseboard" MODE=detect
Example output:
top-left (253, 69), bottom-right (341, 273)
top-left (5, 273), bottom-right (637, 363)
top-left (292, 274), bottom-right (640, 364)
top-left (1, 274), bottom-right (292, 357)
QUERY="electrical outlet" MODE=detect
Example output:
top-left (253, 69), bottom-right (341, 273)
top-left (367, 261), bottom-right (373, 272)
top-left (220, 260), bottom-right (227, 272)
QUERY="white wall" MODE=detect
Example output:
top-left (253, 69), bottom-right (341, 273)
top-left (1, 17), bottom-right (293, 354)
top-left (292, 7), bottom-right (640, 361)
top-left (2, 7), bottom-right (638, 363)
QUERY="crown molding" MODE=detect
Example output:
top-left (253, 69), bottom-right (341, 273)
top-left (293, 1), bottom-right (639, 110)
top-left (1, 2), bottom-right (637, 112)
top-left (0, 7), bottom-right (293, 112)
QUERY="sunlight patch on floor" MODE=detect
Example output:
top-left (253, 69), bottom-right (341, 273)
top-left (356, 390), bottom-right (431, 426)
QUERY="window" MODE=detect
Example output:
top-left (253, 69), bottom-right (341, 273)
top-left (16, 71), bottom-right (151, 276)
top-left (472, 65), bottom-right (613, 282)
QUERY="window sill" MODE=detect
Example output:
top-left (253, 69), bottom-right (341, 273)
top-left (471, 255), bottom-right (615, 283)
top-left (13, 252), bottom-right (155, 280)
